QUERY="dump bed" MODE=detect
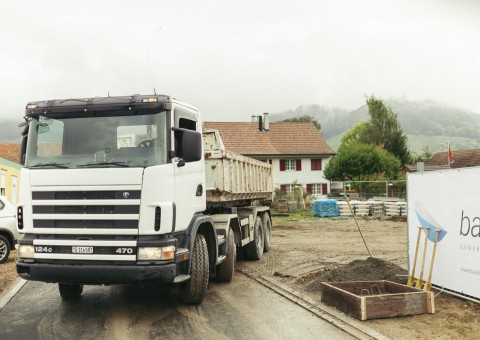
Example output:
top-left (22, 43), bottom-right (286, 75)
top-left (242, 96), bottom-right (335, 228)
top-left (203, 129), bottom-right (273, 203)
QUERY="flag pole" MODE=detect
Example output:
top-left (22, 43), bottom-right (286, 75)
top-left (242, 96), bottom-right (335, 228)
top-left (448, 142), bottom-right (452, 168)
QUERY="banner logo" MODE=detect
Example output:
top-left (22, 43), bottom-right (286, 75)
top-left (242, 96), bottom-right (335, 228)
top-left (414, 201), bottom-right (448, 242)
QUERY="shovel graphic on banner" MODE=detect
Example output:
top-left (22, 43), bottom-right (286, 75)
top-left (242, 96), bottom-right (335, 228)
top-left (411, 202), bottom-right (447, 288)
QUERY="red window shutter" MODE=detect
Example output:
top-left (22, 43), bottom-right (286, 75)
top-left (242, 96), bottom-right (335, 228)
top-left (311, 159), bottom-right (322, 170)
top-left (280, 160), bottom-right (286, 171)
top-left (322, 183), bottom-right (328, 195)
top-left (280, 184), bottom-right (286, 192)
top-left (306, 184), bottom-right (313, 194)
top-left (296, 159), bottom-right (302, 171)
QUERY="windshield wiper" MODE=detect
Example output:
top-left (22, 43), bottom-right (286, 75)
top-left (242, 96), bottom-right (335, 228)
top-left (28, 163), bottom-right (69, 169)
top-left (77, 161), bottom-right (130, 168)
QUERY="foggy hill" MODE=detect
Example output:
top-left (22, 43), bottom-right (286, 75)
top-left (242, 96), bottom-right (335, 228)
top-left (271, 98), bottom-right (480, 155)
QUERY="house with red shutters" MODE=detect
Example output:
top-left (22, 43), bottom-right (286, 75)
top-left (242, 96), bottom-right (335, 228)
top-left (204, 114), bottom-right (336, 197)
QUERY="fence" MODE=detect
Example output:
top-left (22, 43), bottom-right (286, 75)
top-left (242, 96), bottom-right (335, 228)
top-left (331, 180), bottom-right (407, 200)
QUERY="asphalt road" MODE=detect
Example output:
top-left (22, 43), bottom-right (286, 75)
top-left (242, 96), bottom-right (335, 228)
top-left (0, 273), bottom-right (351, 340)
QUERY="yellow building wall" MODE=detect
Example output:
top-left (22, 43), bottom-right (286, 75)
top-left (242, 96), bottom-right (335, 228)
top-left (0, 158), bottom-right (22, 204)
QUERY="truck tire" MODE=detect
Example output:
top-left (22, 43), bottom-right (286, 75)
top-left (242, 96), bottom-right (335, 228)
top-left (245, 216), bottom-right (264, 260)
top-left (262, 213), bottom-right (272, 252)
top-left (180, 234), bottom-right (209, 304)
top-left (59, 283), bottom-right (83, 300)
top-left (0, 235), bottom-right (10, 264)
top-left (216, 228), bottom-right (236, 282)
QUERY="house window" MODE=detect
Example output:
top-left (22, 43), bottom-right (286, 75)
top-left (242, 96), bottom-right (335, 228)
top-left (285, 160), bottom-right (295, 171)
top-left (307, 183), bottom-right (328, 195)
top-left (280, 159), bottom-right (302, 171)
top-left (280, 184), bottom-right (295, 193)
top-left (312, 184), bottom-right (322, 195)
top-left (311, 159), bottom-right (322, 171)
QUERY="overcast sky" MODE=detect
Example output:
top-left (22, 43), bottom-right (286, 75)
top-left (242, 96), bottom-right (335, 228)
top-left (1, 0), bottom-right (479, 123)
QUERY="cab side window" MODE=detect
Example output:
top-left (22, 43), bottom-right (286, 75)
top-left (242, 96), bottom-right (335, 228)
top-left (174, 108), bottom-right (197, 158)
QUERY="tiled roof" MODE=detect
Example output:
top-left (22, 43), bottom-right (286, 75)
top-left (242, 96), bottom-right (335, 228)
top-left (427, 149), bottom-right (480, 168)
top-left (204, 122), bottom-right (335, 156)
top-left (0, 144), bottom-right (20, 164)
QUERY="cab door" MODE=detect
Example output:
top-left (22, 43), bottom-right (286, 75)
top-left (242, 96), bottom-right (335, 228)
top-left (172, 106), bottom-right (206, 233)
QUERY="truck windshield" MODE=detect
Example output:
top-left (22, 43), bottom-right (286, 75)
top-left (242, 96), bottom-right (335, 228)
top-left (25, 111), bottom-right (168, 169)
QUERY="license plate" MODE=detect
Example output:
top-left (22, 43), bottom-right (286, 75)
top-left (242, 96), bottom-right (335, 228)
top-left (72, 246), bottom-right (94, 254)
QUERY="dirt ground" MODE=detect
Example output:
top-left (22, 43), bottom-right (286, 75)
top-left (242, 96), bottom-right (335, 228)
top-left (237, 217), bottom-right (480, 340)
top-left (2, 219), bottom-right (480, 339)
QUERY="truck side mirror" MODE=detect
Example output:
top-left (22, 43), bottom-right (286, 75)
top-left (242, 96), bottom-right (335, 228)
top-left (182, 130), bottom-right (202, 162)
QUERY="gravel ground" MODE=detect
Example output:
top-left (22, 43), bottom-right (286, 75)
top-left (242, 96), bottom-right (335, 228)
top-left (0, 250), bottom-right (18, 296)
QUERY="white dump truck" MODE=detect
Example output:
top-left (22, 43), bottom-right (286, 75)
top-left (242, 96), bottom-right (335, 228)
top-left (16, 94), bottom-right (273, 304)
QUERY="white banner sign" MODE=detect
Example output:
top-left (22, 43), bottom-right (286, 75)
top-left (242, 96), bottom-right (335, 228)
top-left (408, 168), bottom-right (480, 301)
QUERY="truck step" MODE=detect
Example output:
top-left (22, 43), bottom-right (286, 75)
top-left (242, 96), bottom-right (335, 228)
top-left (173, 275), bottom-right (191, 283)
top-left (216, 255), bottom-right (226, 265)
top-left (217, 234), bottom-right (225, 246)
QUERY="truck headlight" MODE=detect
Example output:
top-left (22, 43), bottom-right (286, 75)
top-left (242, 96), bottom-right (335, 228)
top-left (138, 245), bottom-right (175, 261)
top-left (18, 245), bottom-right (35, 259)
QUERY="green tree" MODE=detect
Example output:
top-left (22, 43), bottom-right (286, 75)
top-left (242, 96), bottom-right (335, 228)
top-left (281, 115), bottom-right (321, 130)
top-left (418, 145), bottom-right (433, 161)
top-left (359, 96), bottom-right (411, 165)
top-left (338, 121), bottom-right (368, 151)
top-left (324, 144), bottom-right (402, 181)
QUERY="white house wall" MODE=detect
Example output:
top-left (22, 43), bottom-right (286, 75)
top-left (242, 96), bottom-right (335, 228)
top-left (271, 157), bottom-right (333, 191)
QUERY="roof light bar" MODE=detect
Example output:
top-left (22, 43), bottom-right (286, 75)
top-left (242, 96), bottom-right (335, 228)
top-left (142, 98), bottom-right (158, 103)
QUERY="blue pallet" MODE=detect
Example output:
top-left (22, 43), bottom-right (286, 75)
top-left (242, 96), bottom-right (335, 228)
top-left (312, 199), bottom-right (339, 217)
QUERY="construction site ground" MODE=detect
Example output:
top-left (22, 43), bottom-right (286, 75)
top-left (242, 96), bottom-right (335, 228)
top-left (2, 216), bottom-right (480, 339)
top-left (237, 215), bottom-right (480, 339)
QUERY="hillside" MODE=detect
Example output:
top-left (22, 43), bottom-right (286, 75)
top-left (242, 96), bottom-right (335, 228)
top-left (271, 98), bottom-right (480, 156)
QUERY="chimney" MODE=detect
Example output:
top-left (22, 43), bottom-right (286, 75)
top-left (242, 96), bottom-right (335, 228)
top-left (263, 112), bottom-right (270, 131)
top-left (251, 115), bottom-right (257, 123)
top-left (258, 115), bottom-right (263, 131)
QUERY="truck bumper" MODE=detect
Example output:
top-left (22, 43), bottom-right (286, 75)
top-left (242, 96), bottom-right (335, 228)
top-left (16, 261), bottom-right (177, 284)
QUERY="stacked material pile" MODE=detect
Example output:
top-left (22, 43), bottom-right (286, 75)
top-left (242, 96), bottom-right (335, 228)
top-left (385, 202), bottom-right (402, 216)
top-left (312, 199), bottom-right (339, 217)
top-left (353, 201), bottom-right (369, 216)
top-left (399, 202), bottom-right (408, 216)
top-left (337, 201), bottom-right (352, 216)
top-left (369, 201), bottom-right (385, 216)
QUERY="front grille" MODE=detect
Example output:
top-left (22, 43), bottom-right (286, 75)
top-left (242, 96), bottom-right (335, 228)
top-left (33, 205), bottom-right (139, 214)
top-left (56, 191), bottom-right (116, 200)
top-left (33, 220), bottom-right (138, 229)
top-left (32, 190), bottom-right (141, 200)
top-left (30, 188), bottom-right (142, 263)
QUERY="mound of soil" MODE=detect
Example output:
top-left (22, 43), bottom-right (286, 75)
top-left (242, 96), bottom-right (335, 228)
top-left (306, 257), bottom-right (408, 293)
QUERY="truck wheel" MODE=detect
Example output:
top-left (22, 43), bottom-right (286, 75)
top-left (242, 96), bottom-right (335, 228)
top-left (59, 283), bottom-right (83, 300)
top-left (262, 213), bottom-right (272, 252)
top-left (180, 234), bottom-right (209, 304)
top-left (245, 216), bottom-right (264, 260)
top-left (0, 235), bottom-right (10, 264)
top-left (216, 229), bottom-right (236, 282)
